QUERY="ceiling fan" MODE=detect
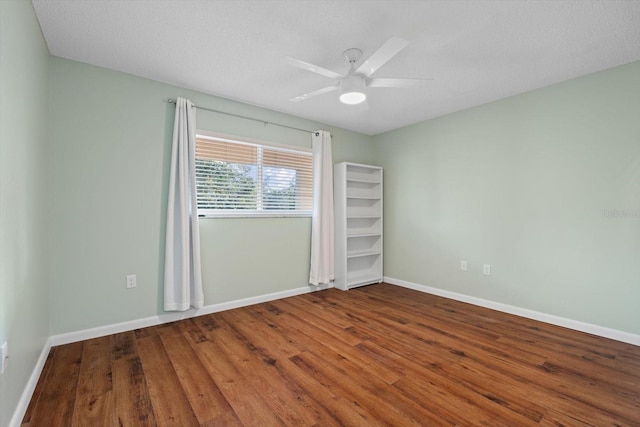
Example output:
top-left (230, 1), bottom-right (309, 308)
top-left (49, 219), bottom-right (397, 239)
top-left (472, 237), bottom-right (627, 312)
top-left (285, 37), bottom-right (432, 106)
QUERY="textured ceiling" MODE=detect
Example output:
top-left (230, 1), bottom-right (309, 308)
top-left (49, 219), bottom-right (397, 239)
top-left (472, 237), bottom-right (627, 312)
top-left (32, 0), bottom-right (640, 135)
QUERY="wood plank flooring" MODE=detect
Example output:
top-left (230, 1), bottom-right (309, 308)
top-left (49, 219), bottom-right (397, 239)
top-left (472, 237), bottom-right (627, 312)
top-left (22, 284), bottom-right (640, 426)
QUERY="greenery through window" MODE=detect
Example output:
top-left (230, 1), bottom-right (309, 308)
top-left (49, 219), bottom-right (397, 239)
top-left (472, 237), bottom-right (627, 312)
top-left (195, 134), bottom-right (313, 216)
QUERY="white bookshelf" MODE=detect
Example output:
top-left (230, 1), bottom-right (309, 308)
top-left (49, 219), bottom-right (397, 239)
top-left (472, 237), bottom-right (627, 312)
top-left (334, 162), bottom-right (383, 290)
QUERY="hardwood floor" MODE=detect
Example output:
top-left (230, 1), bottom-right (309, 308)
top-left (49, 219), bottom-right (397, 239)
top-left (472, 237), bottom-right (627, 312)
top-left (22, 284), bottom-right (640, 426)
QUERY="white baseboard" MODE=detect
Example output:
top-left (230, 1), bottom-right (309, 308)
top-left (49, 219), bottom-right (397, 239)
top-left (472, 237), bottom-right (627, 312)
top-left (384, 276), bottom-right (640, 346)
top-left (9, 337), bottom-right (52, 427)
top-left (50, 283), bottom-right (332, 346)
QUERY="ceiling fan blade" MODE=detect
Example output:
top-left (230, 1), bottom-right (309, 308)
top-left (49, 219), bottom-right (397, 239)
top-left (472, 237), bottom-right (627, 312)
top-left (368, 78), bottom-right (433, 88)
top-left (289, 85), bottom-right (338, 102)
top-left (355, 37), bottom-right (409, 77)
top-left (284, 56), bottom-right (343, 80)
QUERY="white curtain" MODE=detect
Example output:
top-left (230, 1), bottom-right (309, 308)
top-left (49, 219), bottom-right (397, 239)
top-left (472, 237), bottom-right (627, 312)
top-left (164, 97), bottom-right (204, 311)
top-left (309, 130), bottom-right (335, 286)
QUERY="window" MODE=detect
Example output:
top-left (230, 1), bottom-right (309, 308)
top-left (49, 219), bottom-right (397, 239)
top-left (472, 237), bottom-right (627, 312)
top-left (195, 133), bottom-right (313, 217)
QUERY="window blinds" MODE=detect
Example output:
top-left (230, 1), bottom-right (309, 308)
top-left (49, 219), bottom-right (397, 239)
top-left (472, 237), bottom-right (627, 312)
top-left (195, 135), bottom-right (313, 214)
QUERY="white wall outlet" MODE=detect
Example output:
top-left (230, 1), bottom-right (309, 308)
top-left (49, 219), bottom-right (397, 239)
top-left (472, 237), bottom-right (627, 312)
top-left (460, 260), bottom-right (468, 271)
top-left (126, 274), bottom-right (137, 289)
top-left (1, 341), bottom-right (8, 374)
top-left (483, 264), bottom-right (491, 275)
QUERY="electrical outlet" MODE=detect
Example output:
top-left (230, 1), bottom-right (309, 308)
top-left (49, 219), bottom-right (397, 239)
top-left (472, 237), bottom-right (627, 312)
top-left (126, 274), bottom-right (137, 289)
top-left (1, 342), bottom-right (8, 374)
top-left (460, 260), bottom-right (468, 271)
top-left (483, 264), bottom-right (491, 275)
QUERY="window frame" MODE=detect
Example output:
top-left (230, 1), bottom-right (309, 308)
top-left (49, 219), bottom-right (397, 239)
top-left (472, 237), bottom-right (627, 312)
top-left (195, 130), bottom-right (313, 219)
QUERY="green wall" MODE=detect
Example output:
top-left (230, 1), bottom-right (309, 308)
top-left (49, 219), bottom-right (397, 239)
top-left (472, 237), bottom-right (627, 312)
top-left (0, 1), bottom-right (51, 426)
top-left (374, 61), bottom-right (640, 335)
top-left (49, 57), bottom-right (375, 335)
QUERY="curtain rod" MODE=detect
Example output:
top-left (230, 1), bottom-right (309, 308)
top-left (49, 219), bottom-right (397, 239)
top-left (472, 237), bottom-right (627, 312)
top-left (168, 99), bottom-right (317, 135)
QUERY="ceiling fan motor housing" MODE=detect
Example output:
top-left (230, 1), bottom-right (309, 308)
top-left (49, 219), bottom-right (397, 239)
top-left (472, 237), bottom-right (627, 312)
top-left (339, 74), bottom-right (367, 104)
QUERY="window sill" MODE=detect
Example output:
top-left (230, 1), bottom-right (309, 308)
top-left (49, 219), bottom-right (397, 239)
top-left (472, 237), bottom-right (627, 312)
top-left (198, 211), bottom-right (312, 219)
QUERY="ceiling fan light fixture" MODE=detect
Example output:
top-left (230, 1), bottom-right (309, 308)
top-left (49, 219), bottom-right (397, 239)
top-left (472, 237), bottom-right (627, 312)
top-left (339, 91), bottom-right (367, 105)
top-left (339, 74), bottom-right (367, 105)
